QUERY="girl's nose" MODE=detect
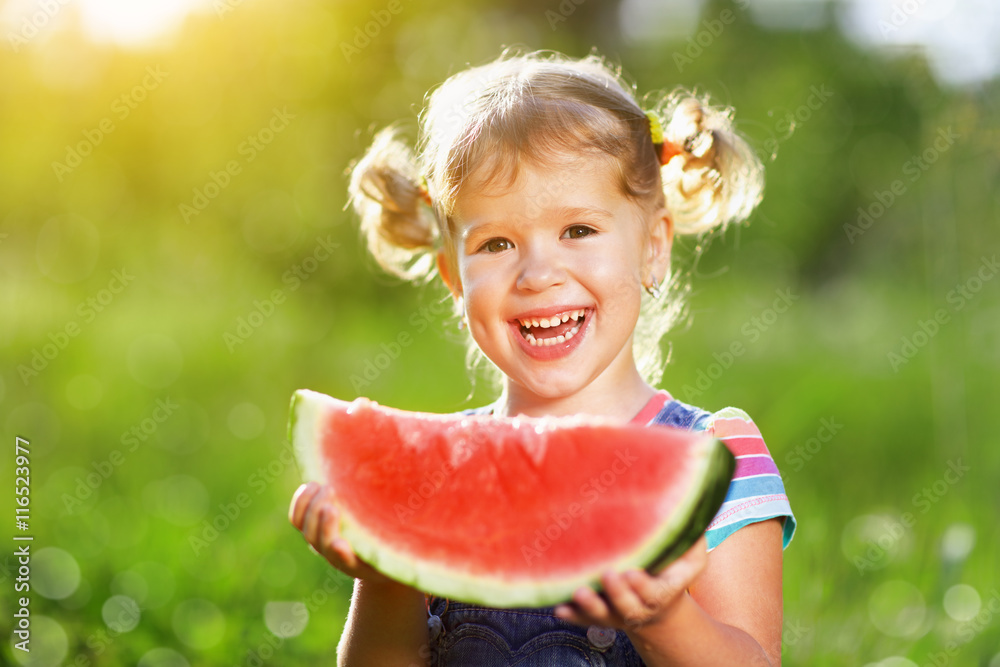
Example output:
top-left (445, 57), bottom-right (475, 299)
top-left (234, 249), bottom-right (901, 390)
top-left (515, 245), bottom-right (567, 292)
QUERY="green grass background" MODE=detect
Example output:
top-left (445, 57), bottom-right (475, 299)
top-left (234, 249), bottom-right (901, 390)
top-left (2, 0), bottom-right (999, 664)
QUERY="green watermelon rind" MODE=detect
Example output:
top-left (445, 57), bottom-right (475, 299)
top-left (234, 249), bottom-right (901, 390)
top-left (288, 389), bottom-right (735, 608)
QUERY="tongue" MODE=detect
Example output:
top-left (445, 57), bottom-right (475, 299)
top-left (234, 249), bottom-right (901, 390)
top-left (532, 318), bottom-right (577, 339)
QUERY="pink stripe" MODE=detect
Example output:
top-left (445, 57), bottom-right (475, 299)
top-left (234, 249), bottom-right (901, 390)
top-left (719, 435), bottom-right (770, 457)
top-left (734, 456), bottom-right (779, 478)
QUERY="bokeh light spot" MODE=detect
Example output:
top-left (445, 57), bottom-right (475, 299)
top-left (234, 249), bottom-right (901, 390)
top-left (10, 615), bottom-right (68, 666)
top-left (138, 647), bottom-right (190, 667)
top-left (33, 547), bottom-right (81, 600)
top-left (228, 401), bottom-right (266, 440)
top-left (172, 598), bottom-right (226, 650)
top-left (102, 595), bottom-right (141, 633)
top-left (943, 584), bottom-right (981, 622)
top-left (940, 523), bottom-right (976, 562)
top-left (879, 659), bottom-right (919, 667)
top-left (264, 601), bottom-right (308, 638)
top-left (868, 580), bottom-right (927, 638)
top-left (841, 513), bottom-right (910, 571)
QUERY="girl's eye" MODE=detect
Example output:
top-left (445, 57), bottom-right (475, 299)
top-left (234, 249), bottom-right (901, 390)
top-left (480, 238), bottom-right (513, 253)
top-left (562, 225), bottom-right (596, 240)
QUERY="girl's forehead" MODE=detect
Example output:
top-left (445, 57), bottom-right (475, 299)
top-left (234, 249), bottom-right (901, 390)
top-left (455, 152), bottom-right (621, 211)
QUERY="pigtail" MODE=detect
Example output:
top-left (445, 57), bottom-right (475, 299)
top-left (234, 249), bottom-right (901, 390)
top-left (348, 127), bottom-right (440, 281)
top-left (655, 93), bottom-right (764, 236)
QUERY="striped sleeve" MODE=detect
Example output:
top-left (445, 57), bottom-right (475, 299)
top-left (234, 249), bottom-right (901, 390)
top-left (694, 407), bottom-right (796, 551)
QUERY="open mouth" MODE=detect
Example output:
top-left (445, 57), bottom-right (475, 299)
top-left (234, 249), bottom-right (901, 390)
top-left (516, 309), bottom-right (588, 347)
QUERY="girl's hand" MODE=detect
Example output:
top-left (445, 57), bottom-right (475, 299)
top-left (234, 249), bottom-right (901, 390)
top-left (288, 482), bottom-right (391, 583)
top-left (553, 536), bottom-right (708, 630)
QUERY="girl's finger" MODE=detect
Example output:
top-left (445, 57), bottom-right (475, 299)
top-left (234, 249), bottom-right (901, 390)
top-left (602, 570), bottom-right (648, 624)
top-left (317, 503), bottom-right (354, 567)
top-left (621, 569), bottom-right (667, 613)
top-left (641, 537), bottom-right (708, 610)
top-left (288, 482), bottom-right (320, 529)
top-left (553, 603), bottom-right (588, 625)
top-left (301, 485), bottom-right (333, 545)
top-left (570, 586), bottom-right (610, 623)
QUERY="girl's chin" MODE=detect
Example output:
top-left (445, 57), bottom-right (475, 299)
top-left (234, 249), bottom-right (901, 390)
top-left (504, 368), bottom-right (594, 401)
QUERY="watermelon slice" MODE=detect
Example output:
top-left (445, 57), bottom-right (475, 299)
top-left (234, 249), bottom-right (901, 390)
top-left (289, 389), bottom-right (735, 608)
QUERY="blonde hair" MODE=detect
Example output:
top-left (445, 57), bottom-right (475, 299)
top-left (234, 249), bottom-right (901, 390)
top-left (348, 49), bottom-right (764, 385)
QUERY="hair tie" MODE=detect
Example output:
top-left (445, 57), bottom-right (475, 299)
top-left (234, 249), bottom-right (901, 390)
top-left (644, 110), bottom-right (684, 166)
top-left (418, 175), bottom-right (433, 207)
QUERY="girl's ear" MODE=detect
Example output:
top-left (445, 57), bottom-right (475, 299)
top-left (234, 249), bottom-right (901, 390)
top-left (436, 251), bottom-right (463, 299)
top-left (645, 207), bottom-right (674, 284)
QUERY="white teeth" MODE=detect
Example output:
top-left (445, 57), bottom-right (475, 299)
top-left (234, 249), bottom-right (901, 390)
top-left (519, 309), bottom-right (585, 331)
top-left (524, 317), bottom-right (584, 346)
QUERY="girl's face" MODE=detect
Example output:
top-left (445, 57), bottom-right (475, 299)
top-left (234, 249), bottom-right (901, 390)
top-left (443, 152), bottom-right (671, 410)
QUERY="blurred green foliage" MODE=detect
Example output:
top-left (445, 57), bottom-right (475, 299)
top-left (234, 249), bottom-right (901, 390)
top-left (1, 0), bottom-right (999, 664)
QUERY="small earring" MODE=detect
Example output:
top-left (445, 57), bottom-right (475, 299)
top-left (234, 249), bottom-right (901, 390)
top-left (645, 276), bottom-right (662, 299)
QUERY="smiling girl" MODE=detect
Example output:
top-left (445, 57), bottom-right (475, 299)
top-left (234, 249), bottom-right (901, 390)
top-left (290, 50), bottom-right (795, 666)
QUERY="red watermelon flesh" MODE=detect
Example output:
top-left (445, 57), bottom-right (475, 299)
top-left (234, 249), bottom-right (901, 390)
top-left (289, 389), bottom-right (734, 608)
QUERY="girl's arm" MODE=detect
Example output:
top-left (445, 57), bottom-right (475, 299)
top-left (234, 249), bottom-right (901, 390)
top-left (556, 518), bottom-right (785, 666)
top-left (337, 578), bottom-right (429, 667)
top-left (290, 483), bottom-right (430, 667)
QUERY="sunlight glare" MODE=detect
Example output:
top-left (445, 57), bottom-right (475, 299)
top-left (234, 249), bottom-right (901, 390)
top-left (77, 0), bottom-right (211, 46)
